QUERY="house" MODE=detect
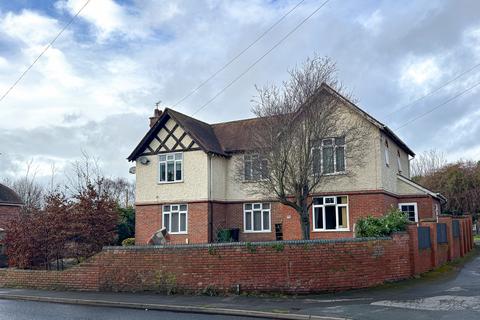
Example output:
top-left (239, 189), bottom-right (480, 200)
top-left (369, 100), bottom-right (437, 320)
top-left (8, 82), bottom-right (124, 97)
top-left (0, 183), bottom-right (21, 266)
top-left (0, 183), bottom-right (21, 230)
top-left (128, 84), bottom-right (446, 245)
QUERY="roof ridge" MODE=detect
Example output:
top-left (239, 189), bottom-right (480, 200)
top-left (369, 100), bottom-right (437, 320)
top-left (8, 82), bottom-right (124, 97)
top-left (165, 108), bottom-right (213, 126)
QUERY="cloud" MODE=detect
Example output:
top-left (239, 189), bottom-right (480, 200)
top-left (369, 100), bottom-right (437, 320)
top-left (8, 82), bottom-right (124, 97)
top-left (55, 0), bottom-right (182, 42)
top-left (1, 0), bottom-right (480, 184)
top-left (357, 9), bottom-right (384, 35)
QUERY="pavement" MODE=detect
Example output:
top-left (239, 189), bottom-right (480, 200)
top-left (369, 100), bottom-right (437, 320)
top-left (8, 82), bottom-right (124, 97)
top-left (0, 247), bottom-right (479, 320)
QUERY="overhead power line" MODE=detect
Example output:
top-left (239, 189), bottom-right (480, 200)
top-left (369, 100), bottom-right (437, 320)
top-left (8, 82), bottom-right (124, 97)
top-left (172, 0), bottom-right (306, 108)
top-left (0, 0), bottom-right (91, 104)
top-left (384, 61), bottom-right (480, 119)
top-left (395, 79), bottom-right (480, 130)
top-left (192, 0), bottom-right (332, 116)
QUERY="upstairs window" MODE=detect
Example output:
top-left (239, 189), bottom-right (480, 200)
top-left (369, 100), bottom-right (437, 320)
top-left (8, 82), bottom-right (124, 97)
top-left (163, 204), bottom-right (187, 233)
top-left (384, 139), bottom-right (390, 167)
top-left (244, 154), bottom-right (268, 181)
top-left (159, 152), bottom-right (183, 183)
top-left (312, 137), bottom-right (346, 175)
top-left (399, 203), bottom-right (418, 222)
top-left (312, 196), bottom-right (349, 231)
top-left (397, 150), bottom-right (402, 173)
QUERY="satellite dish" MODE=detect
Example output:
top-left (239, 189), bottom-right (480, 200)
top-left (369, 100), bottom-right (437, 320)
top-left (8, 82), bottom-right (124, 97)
top-left (138, 156), bottom-right (150, 165)
top-left (128, 166), bottom-right (136, 174)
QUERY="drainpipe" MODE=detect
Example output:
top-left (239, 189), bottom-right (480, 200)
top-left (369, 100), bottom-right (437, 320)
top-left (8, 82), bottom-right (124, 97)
top-left (208, 154), bottom-right (213, 242)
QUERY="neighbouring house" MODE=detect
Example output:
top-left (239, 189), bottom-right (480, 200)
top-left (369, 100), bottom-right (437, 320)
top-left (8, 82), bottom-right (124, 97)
top-left (0, 183), bottom-right (21, 266)
top-left (128, 84), bottom-right (446, 245)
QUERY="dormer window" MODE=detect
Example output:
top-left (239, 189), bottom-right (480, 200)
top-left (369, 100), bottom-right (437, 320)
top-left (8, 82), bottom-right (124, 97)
top-left (159, 152), bottom-right (183, 183)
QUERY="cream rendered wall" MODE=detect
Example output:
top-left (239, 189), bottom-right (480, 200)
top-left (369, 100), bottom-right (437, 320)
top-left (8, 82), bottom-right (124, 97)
top-left (218, 104), bottom-right (385, 201)
top-left (380, 133), bottom-right (412, 194)
top-left (396, 178), bottom-right (425, 195)
top-left (210, 155), bottom-right (228, 201)
top-left (135, 150), bottom-right (209, 204)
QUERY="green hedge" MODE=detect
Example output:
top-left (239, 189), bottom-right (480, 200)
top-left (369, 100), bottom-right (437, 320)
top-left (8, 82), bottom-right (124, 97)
top-left (121, 238), bottom-right (136, 246)
top-left (355, 208), bottom-right (408, 238)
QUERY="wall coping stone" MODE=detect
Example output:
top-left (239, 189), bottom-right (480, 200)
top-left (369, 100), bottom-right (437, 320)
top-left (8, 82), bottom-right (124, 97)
top-left (103, 236), bottom-right (394, 251)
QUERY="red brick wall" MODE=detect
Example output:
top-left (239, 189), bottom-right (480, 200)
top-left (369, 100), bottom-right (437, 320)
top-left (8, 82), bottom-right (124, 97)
top-left (135, 192), bottom-right (441, 244)
top-left (0, 234), bottom-right (411, 293)
top-left (136, 203), bottom-right (209, 245)
top-left (0, 219), bottom-right (474, 294)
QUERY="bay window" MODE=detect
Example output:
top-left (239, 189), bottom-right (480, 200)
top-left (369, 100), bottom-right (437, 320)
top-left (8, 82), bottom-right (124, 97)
top-left (312, 196), bottom-right (349, 231)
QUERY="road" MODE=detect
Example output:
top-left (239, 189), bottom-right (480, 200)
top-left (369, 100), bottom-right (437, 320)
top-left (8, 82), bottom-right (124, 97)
top-left (0, 299), bottom-right (251, 320)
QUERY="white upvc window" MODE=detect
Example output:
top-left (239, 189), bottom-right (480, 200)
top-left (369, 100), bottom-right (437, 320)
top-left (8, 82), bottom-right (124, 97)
top-left (244, 154), bottom-right (268, 181)
top-left (384, 139), bottom-right (390, 167)
top-left (159, 152), bottom-right (183, 183)
top-left (312, 196), bottom-right (349, 231)
top-left (312, 137), bottom-right (346, 175)
top-left (163, 204), bottom-right (188, 234)
top-left (244, 203), bottom-right (271, 232)
top-left (399, 203), bottom-right (418, 222)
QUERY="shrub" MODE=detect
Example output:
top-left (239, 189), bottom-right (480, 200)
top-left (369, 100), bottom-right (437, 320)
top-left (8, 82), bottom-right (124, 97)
top-left (355, 208), bottom-right (408, 238)
top-left (121, 238), bottom-right (135, 246)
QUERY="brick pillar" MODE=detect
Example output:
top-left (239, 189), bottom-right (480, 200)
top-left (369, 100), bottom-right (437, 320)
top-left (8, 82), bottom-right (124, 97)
top-left (420, 220), bottom-right (438, 268)
top-left (407, 224), bottom-right (419, 276)
top-left (468, 216), bottom-right (474, 251)
top-left (459, 219), bottom-right (466, 257)
top-left (438, 216), bottom-right (453, 261)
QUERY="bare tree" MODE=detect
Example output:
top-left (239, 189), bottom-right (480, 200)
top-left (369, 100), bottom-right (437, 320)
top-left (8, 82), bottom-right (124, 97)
top-left (235, 55), bottom-right (370, 239)
top-left (411, 149), bottom-right (447, 178)
top-left (4, 159), bottom-right (44, 214)
top-left (103, 177), bottom-right (135, 208)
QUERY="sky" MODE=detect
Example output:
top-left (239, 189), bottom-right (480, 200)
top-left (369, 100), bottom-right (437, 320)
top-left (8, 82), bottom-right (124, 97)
top-left (0, 0), bottom-right (479, 184)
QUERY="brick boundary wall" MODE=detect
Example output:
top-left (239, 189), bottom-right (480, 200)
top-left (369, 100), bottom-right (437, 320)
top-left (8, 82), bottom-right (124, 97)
top-left (0, 216), bottom-right (474, 294)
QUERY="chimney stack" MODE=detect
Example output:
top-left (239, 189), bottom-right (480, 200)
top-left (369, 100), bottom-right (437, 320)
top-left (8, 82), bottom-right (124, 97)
top-left (149, 108), bottom-right (162, 128)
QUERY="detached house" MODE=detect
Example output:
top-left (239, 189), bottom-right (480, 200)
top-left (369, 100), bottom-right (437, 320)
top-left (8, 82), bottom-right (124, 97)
top-left (128, 84), bottom-right (445, 245)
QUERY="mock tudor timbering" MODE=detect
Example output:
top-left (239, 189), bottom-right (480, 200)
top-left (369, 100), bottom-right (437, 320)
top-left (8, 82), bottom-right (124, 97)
top-left (128, 83), bottom-right (446, 245)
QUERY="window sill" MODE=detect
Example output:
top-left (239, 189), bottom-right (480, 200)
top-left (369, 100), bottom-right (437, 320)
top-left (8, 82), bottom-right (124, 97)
top-left (312, 229), bottom-right (350, 232)
top-left (168, 232), bottom-right (188, 235)
top-left (158, 180), bottom-right (184, 185)
top-left (316, 171), bottom-right (347, 177)
top-left (243, 230), bottom-right (271, 234)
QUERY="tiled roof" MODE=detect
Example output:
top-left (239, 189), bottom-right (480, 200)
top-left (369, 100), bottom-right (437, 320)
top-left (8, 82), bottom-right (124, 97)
top-left (128, 83), bottom-right (415, 160)
top-left (0, 184), bottom-right (22, 205)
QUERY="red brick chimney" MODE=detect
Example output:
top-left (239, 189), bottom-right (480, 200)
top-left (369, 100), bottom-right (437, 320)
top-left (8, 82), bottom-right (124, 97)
top-left (149, 108), bottom-right (162, 128)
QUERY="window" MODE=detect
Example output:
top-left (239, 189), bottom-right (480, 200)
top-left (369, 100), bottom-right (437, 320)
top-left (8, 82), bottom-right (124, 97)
top-left (312, 137), bottom-right (346, 175)
top-left (384, 139), bottom-right (390, 167)
top-left (312, 196), bottom-right (349, 231)
top-left (244, 154), bottom-right (268, 181)
top-left (159, 152), bottom-right (183, 183)
top-left (244, 203), bottom-right (271, 232)
top-left (163, 204), bottom-right (187, 233)
top-left (399, 203), bottom-right (418, 222)
top-left (397, 150), bottom-right (402, 173)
